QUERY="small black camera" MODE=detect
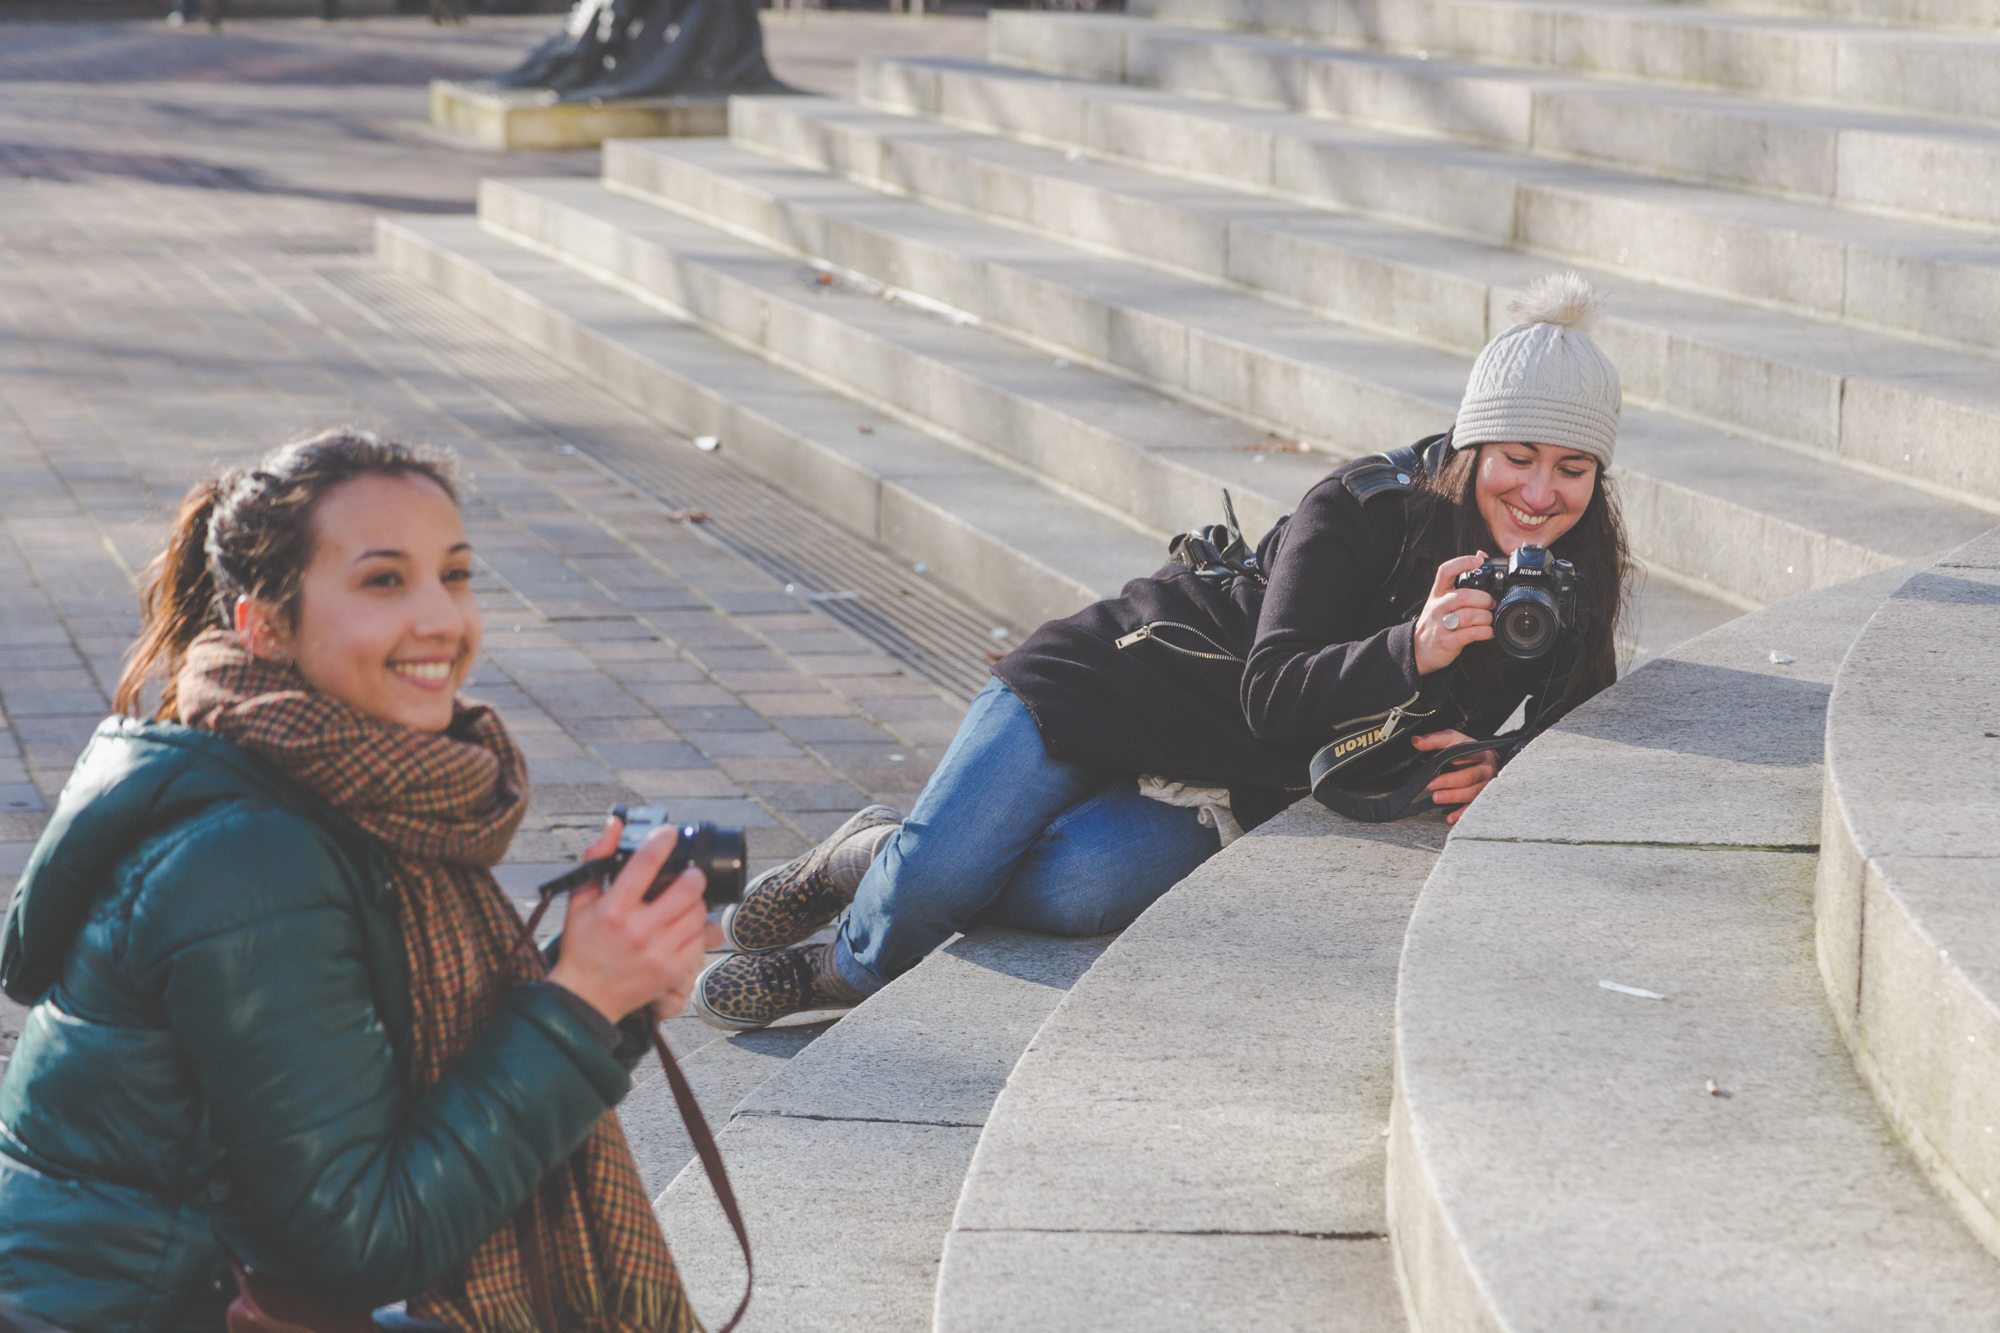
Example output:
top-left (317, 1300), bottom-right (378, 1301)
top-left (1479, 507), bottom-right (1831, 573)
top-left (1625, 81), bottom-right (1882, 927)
top-left (1453, 544), bottom-right (1581, 661)
top-left (536, 804), bottom-right (746, 909)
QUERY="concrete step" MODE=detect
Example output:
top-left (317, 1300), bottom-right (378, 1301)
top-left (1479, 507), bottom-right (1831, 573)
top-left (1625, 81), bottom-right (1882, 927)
top-left (839, 60), bottom-right (2000, 357)
top-left (1819, 523), bottom-right (2000, 1260)
top-left (471, 175), bottom-right (1334, 544)
top-left (1122, 0), bottom-right (2000, 123)
top-left (374, 214), bottom-right (1162, 633)
top-left (1392, 563), bottom-right (2000, 1327)
top-left (987, 12), bottom-right (2000, 228)
top-left (774, 78), bottom-right (2000, 511)
top-left (748, 84), bottom-right (2000, 510)
top-left (375, 212), bottom-right (1735, 660)
top-left (653, 927), bottom-right (1108, 1333)
top-left (1686, 0), bottom-right (1997, 31)
top-left (623, 1013), bottom-right (837, 1200)
top-left (648, 119), bottom-right (1995, 604)
top-left (936, 800), bottom-right (1442, 1332)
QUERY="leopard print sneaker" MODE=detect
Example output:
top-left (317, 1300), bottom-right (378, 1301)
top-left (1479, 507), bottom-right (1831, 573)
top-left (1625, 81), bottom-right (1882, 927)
top-left (720, 804), bottom-right (902, 954)
top-left (692, 944), bottom-right (863, 1031)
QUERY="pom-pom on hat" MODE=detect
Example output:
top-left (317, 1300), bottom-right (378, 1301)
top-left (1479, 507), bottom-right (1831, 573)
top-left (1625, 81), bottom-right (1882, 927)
top-left (1452, 272), bottom-right (1622, 468)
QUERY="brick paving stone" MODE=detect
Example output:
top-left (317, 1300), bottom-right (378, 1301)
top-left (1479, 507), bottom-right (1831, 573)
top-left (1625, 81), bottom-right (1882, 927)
top-left (774, 716), bottom-right (900, 745)
top-left (681, 732), bottom-right (808, 758)
top-left (795, 653), bottom-right (909, 677)
top-left (747, 782), bottom-right (874, 814)
top-left (594, 741), bottom-right (711, 769)
top-left (737, 691), bottom-right (857, 718)
top-left (712, 756), bottom-right (842, 784)
top-left (564, 716), bottom-right (680, 742)
top-left (615, 769), bottom-right (747, 800)
top-left (629, 683), bottom-right (741, 710)
top-left (0, 8), bottom-right (988, 1070)
top-left (655, 707), bottom-right (775, 734)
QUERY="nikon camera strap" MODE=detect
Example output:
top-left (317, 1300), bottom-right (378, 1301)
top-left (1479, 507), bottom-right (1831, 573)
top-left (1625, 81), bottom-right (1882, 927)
top-left (1310, 612), bottom-right (1594, 823)
top-left (1310, 735), bottom-right (1504, 823)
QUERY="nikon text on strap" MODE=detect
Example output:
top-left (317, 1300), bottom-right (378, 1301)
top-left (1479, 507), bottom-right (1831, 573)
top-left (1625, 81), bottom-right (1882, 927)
top-left (1310, 735), bottom-right (1502, 823)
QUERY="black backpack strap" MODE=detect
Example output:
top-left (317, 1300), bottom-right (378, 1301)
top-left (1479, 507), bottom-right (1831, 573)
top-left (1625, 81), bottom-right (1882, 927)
top-left (1167, 488), bottom-right (1266, 584)
top-left (1341, 435), bottom-right (1442, 505)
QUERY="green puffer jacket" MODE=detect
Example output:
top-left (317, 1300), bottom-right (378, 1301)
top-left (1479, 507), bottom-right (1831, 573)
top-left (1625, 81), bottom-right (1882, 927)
top-left (0, 718), bottom-right (644, 1332)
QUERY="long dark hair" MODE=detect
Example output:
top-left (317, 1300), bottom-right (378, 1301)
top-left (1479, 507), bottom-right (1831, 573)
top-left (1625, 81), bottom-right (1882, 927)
top-left (115, 428), bottom-right (460, 721)
top-left (1412, 442), bottom-right (1628, 700)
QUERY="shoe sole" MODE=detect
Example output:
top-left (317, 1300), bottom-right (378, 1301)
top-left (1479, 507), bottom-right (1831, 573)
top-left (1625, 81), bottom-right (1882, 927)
top-left (691, 955), bottom-right (777, 1032)
top-left (720, 804), bottom-right (901, 954)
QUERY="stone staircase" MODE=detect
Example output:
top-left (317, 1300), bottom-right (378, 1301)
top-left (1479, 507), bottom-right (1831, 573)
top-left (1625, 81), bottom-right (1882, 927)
top-left (371, 0), bottom-right (2000, 1324)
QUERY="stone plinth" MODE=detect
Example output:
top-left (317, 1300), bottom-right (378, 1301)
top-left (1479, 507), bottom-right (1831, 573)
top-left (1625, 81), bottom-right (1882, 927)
top-left (428, 80), bottom-right (727, 150)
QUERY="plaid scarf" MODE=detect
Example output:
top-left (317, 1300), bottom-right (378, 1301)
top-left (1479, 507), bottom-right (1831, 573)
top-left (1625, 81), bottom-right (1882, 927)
top-left (178, 631), bottom-right (695, 1333)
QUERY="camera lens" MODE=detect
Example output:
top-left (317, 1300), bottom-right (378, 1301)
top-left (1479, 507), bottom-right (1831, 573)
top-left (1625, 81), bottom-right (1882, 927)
top-left (1494, 585), bottom-right (1561, 660)
top-left (648, 821), bottom-right (749, 907)
top-left (688, 823), bottom-right (746, 907)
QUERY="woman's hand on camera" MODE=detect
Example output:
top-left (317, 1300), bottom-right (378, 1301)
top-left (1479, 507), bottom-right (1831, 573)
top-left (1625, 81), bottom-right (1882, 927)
top-left (1414, 554), bottom-right (1497, 676)
top-left (547, 817), bottom-right (726, 1025)
top-left (1411, 729), bottom-right (1499, 826)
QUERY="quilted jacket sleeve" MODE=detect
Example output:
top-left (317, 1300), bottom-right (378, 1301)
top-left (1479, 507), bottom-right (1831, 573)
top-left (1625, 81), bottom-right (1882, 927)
top-left (126, 801), bottom-right (631, 1305)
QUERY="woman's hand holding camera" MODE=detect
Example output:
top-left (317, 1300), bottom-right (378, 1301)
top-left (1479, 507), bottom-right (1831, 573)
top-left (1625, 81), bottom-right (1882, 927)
top-left (1410, 729), bottom-right (1499, 826)
top-left (1414, 553), bottom-right (1497, 676)
top-left (548, 817), bottom-right (726, 1025)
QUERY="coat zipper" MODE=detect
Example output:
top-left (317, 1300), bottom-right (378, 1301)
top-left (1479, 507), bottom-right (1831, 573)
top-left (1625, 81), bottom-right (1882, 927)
top-left (1113, 620), bottom-right (1245, 663)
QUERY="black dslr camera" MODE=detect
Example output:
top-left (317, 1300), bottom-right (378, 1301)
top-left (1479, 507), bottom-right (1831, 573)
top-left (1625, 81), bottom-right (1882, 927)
top-left (1453, 544), bottom-right (1581, 661)
top-left (536, 804), bottom-right (746, 908)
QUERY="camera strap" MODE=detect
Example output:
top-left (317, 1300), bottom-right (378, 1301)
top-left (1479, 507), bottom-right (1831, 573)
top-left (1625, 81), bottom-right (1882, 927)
top-left (514, 896), bottom-right (754, 1333)
top-left (1310, 735), bottom-right (1501, 822)
top-left (1312, 609), bottom-right (1595, 823)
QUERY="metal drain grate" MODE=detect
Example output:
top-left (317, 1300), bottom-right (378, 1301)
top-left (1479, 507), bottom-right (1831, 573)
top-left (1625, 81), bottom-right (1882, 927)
top-left (332, 266), bottom-right (1017, 701)
top-left (588, 445), bottom-right (1009, 701)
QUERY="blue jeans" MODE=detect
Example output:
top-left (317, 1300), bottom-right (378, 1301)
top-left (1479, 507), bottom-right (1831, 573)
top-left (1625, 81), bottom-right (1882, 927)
top-left (833, 677), bottom-right (1221, 995)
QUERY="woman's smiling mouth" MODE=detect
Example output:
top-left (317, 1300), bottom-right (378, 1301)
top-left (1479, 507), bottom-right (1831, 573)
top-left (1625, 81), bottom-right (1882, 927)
top-left (1506, 503), bottom-right (1554, 530)
top-left (391, 659), bottom-right (456, 686)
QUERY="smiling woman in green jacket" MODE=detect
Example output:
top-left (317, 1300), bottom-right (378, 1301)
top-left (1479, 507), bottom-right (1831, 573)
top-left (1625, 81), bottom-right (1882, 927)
top-left (0, 430), bottom-right (717, 1333)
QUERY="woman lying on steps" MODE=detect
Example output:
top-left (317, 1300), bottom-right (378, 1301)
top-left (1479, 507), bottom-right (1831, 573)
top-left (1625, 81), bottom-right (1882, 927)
top-left (0, 431), bottom-right (718, 1332)
top-left (694, 272), bottom-right (1637, 1032)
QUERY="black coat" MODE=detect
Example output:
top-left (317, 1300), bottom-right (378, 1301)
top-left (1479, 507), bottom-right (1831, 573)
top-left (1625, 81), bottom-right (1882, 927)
top-left (993, 440), bottom-right (1571, 827)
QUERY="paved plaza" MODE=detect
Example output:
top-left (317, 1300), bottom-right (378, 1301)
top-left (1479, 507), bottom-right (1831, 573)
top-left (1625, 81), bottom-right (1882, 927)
top-left (0, 9), bottom-right (991, 1067)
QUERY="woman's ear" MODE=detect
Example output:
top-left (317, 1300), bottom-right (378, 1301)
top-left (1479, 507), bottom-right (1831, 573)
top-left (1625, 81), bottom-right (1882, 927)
top-left (234, 595), bottom-right (290, 663)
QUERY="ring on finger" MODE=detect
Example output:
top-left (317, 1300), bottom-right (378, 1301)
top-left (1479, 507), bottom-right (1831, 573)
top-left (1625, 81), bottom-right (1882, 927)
top-left (1441, 611), bottom-right (1461, 631)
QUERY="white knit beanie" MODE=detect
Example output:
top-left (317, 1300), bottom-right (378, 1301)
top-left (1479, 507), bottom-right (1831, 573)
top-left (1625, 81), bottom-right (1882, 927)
top-left (1452, 272), bottom-right (1621, 468)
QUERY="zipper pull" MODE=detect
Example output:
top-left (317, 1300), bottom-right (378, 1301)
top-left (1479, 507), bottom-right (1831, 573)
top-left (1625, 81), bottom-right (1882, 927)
top-left (1381, 705), bottom-right (1406, 741)
top-left (1114, 626), bottom-right (1152, 650)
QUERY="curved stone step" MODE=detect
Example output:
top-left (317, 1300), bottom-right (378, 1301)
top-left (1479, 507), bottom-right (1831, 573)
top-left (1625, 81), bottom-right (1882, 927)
top-left (654, 927), bottom-right (1109, 1333)
top-left (936, 800), bottom-right (1444, 1333)
top-left (988, 13), bottom-right (2000, 228)
top-left (835, 59), bottom-right (2000, 357)
top-left (1391, 564), bottom-right (2000, 1326)
top-left (1125, 0), bottom-right (2000, 122)
top-left (374, 214), bottom-right (1162, 632)
top-left (1818, 523), bottom-right (2000, 1256)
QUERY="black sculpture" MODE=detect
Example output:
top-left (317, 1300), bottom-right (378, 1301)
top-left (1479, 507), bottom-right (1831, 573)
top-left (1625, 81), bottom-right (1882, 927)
top-left (487, 0), bottom-right (782, 102)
